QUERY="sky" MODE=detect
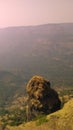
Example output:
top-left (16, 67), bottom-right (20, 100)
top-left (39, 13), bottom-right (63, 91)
top-left (0, 0), bottom-right (73, 28)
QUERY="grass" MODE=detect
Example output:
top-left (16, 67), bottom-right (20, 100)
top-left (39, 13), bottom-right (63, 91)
top-left (36, 115), bottom-right (48, 126)
top-left (6, 99), bottom-right (73, 130)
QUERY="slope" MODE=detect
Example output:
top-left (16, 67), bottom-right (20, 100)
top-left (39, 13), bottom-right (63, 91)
top-left (0, 71), bottom-right (26, 107)
top-left (7, 99), bottom-right (73, 130)
top-left (0, 23), bottom-right (73, 87)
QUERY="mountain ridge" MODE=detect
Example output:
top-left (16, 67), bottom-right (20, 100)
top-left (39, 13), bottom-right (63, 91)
top-left (0, 23), bottom-right (73, 87)
top-left (0, 23), bottom-right (73, 107)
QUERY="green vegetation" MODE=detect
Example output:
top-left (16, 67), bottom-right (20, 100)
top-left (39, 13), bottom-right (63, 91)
top-left (1, 107), bottom-right (27, 127)
top-left (0, 71), bottom-right (26, 107)
top-left (0, 108), bottom-right (9, 116)
top-left (36, 115), bottom-right (48, 126)
top-left (5, 99), bottom-right (73, 130)
top-left (0, 23), bottom-right (73, 129)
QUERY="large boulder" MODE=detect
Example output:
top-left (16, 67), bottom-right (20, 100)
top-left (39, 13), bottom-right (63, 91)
top-left (26, 76), bottom-right (61, 120)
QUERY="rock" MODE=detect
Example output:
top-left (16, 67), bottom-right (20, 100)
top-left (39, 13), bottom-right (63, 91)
top-left (26, 76), bottom-right (61, 120)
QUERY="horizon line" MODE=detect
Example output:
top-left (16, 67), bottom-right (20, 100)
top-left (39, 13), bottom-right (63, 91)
top-left (0, 22), bottom-right (73, 29)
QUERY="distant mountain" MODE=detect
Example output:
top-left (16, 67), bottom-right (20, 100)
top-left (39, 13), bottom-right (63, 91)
top-left (0, 23), bottom-right (73, 87)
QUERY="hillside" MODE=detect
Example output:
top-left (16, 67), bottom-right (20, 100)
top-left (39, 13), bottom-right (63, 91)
top-left (6, 99), bottom-right (73, 130)
top-left (0, 71), bottom-right (26, 107)
top-left (0, 23), bottom-right (73, 87)
top-left (0, 23), bottom-right (73, 107)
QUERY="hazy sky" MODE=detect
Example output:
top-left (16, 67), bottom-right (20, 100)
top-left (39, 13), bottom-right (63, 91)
top-left (0, 0), bottom-right (73, 28)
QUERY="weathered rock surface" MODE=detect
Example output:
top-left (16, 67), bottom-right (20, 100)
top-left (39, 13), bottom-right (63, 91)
top-left (26, 76), bottom-right (61, 120)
